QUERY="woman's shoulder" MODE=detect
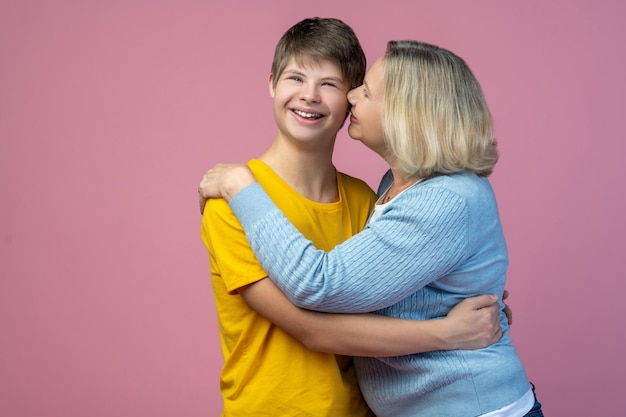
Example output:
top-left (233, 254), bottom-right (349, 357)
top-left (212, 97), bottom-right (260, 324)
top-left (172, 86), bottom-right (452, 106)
top-left (401, 172), bottom-right (496, 216)
top-left (423, 172), bottom-right (493, 195)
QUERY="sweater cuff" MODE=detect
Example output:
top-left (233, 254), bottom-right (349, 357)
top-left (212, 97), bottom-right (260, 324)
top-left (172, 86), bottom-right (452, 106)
top-left (229, 182), bottom-right (277, 227)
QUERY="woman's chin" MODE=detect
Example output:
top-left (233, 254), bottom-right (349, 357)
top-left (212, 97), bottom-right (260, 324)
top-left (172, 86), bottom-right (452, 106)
top-left (347, 124), bottom-right (362, 141)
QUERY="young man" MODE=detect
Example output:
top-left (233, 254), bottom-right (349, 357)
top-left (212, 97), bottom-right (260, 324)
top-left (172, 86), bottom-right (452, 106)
top-left (200, 18), bottom-right (502, 416)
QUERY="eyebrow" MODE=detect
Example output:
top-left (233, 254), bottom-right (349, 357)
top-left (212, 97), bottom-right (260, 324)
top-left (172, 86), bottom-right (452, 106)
top-left (322, 75), bottom-right (345, 83)
top-left (283, 68), bottom-right (344, 84)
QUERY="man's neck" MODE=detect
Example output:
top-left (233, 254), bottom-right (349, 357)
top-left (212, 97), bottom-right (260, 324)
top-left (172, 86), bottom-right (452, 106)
top-left (258, 142), bottom-right (338, 203)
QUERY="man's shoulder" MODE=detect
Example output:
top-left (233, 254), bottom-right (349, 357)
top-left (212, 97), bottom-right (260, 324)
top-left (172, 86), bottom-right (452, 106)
top-left (337, 171), bottom-right (375, 195)
top-left (336, 172), bottom-right (377, 216)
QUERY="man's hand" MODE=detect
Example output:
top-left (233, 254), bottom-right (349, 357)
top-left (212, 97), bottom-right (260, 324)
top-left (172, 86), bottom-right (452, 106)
top-left (442, 294), bottom-right (502, 350)
top-left (198, 163), bottom-right (256, 214)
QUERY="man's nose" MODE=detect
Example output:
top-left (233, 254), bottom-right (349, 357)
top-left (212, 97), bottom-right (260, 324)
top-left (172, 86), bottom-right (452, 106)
top-left (300, 83), bottom-right (321, 103)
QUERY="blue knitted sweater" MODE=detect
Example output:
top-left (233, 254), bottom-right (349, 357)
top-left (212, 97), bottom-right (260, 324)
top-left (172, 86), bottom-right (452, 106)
top-left (229, 171), bottom-right (530, 416)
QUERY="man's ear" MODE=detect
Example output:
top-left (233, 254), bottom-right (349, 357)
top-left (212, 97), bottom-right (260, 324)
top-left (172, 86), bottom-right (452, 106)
top-left (268, 73), bottom-right (275, 98)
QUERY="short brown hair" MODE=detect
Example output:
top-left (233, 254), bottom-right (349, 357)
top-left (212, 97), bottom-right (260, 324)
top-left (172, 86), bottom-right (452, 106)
top-left (271, 18), bottom-right (366, 90)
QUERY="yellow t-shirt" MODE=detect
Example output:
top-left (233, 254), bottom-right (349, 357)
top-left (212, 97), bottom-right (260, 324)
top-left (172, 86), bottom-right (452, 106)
top-left (201, 159), bottom-right (377, 417)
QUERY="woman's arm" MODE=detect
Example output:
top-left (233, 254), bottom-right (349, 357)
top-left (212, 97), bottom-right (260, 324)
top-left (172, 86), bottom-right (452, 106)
top-left (241, 277), bottom-right (502, 356)
top-left (197, 165), bottom-right (466, 312)
top-left (229, 182), bottom-right (468, 312)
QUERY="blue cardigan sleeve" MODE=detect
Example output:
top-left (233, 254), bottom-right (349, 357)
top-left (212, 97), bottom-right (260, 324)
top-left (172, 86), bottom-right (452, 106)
top-left (230, 182), bottom-right (469, 313)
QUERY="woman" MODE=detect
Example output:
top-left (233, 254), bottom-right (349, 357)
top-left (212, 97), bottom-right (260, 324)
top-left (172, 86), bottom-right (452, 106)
top-left (199, 41), bottom-right (543, 416)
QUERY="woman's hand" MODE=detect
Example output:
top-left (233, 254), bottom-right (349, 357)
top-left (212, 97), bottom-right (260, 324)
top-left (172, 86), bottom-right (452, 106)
top-left (198, 163), bottom-right (256, 214)
top-left (441, 294), bottom-right (503, 350)
top-left (502, 289), bottom-right (513, 325)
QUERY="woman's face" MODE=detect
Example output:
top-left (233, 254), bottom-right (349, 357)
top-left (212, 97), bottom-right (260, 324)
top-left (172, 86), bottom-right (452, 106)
top-left (346, 57), bottom-right (387, 156)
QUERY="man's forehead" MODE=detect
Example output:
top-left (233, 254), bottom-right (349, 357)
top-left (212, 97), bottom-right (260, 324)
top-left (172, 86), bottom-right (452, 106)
top-left (284, 56), bottom-right (343, 76)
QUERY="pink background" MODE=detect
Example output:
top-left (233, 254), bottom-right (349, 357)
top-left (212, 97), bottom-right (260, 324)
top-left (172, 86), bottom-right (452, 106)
top-left (1, 1), bottom-right (624, 416)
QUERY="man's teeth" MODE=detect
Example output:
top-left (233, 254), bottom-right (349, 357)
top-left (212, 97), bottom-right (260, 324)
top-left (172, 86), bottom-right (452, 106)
top-left (294, 110), bottom-right (322, 119)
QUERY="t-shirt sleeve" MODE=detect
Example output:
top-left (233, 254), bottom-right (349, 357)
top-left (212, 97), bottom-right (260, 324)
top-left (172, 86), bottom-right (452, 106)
top-left (201, 197), bottom-right (268, 294)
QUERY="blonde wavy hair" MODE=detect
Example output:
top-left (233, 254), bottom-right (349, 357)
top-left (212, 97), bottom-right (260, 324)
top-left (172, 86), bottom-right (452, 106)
top-left (382, 40), bottom-right (498, 178)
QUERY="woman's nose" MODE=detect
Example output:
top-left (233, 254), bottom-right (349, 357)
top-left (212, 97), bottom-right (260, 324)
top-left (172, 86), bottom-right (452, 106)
top-left (347, 88), bottom-right (358, 105)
